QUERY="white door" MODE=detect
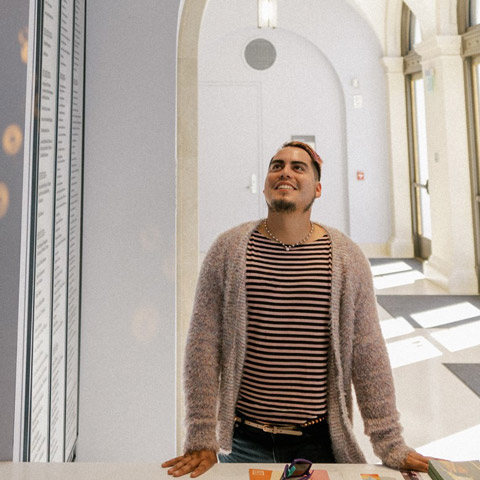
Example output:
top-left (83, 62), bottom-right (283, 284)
top-left (198, 83), bottom-right (261, 255)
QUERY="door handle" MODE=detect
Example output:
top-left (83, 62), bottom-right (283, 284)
top-left (246, 173), bottom-right (258, 194)
top-left (413, 180), bottom-right (429, 194)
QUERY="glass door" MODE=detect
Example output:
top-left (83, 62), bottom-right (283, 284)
top-left (407, 72), bottom-right (432, 259)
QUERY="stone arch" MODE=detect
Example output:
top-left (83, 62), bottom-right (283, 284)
top-left (435, 0), bottom-right (462, 35)
top-left (385, 0), bottom-right (404, 56)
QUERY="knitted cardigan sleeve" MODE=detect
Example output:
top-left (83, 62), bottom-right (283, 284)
top-left (182, 235), bottom-right (227, 453)
top-left (348, 242), bottom-right (413, 468)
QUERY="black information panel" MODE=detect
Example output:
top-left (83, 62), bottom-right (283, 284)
top-left (26, 0), bottom-right (85, 462)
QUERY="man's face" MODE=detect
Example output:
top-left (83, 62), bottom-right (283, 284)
top-left (263, 147), bottom-right (322, 214)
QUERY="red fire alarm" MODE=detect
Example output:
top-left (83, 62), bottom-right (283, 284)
top-left (357, 171), bottom-right (365, 181)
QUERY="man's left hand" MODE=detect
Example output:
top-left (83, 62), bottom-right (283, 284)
top-left (400, 451), bottom-right (431, 472)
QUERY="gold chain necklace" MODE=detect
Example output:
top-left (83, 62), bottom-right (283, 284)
top-left (263, 219), bottom-right (314, 251)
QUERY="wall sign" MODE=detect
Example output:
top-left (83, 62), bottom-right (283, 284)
top-left (17, 0), bottom-right (86, 462)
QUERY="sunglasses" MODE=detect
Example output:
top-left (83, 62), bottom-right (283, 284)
top-left (281, 459), bottom-right (313, 480)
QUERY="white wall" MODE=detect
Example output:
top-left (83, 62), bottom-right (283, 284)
top-left (198, 29), bottom-right (348, 252)
top-left (78, 0), bottom-right (180, 461)
top-left (198, 0), bottom-right (391, 249)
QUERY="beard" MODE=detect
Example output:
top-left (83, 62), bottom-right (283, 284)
top-left (269, 199), bottom-right (296, 213)
top-left (267, 194), bottom-right (316, 213)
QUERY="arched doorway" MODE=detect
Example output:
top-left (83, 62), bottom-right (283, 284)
top-left (175, 0), bottom-right (409, 453)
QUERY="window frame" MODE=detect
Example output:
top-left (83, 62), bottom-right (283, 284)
top-left (461, 0), bottom-right (480, 289)
top-left (403, 2), bottom-right (431, 259)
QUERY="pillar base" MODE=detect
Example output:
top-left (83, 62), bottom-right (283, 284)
top-left (424, 255), bottom-right (478, 294)
top-left (388, 236), bottom-right (414, 258)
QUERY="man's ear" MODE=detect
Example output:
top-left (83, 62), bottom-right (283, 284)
top-left (315, 182), bottom-right (322, 198)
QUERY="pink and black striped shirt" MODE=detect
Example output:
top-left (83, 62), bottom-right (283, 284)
top-left (236, 229), bottom-right (332, 425)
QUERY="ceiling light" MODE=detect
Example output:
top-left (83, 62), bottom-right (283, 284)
top-left (258, 0), bottom-right (277, 28)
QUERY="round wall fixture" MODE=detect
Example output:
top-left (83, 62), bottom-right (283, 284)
top-left (244, 38), bottom-right (276, 70)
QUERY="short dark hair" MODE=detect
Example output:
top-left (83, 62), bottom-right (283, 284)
top-left (279, 141), bottom-right (322, 181)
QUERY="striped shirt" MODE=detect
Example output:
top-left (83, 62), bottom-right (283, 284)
top-left (236, 229), bottom-right (332, 425)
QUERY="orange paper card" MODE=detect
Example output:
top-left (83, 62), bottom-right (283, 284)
top-left (249, 469), bottom-right (283, 480)
top-left (311, 470), bottom-right (331, 480)
top-left (250, 469), bottom-right (273, 480)
top-left (249, 468), bottom-right (330, 480)
top-left (361, 474), bottom-right (381, 480)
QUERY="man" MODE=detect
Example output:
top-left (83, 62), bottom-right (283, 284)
top-left (163, 141), bottom-right (430, 477)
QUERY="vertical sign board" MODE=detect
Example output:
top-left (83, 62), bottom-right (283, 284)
top-left (29, 0), bottom-right (60, 462)
top-left (20, 0), bottom-right (85, 462)
top-left (49, 0), bottom-right (74, 462)
top-left (65, 0), bottom-right (85, 461)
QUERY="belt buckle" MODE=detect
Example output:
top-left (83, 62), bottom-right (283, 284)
top-left (260, 423), bottom-right (302, 436)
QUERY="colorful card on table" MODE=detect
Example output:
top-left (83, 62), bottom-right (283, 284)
top-left (249, 468), bottom-right (283, 480)
top-left (249, 468), bottom-right (331, 480)
top-left (361, 474), bottom-right (381, 480)
top-left (311, 469), bottom-right (331, 480)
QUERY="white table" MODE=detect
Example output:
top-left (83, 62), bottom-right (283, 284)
top-left (0, 463), bottom-right (430, 480)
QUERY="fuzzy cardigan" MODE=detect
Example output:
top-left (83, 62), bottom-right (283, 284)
top-left (183, 221), bottom-right (413, 468)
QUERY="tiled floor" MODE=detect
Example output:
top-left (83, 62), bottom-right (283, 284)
top-left (352, 260), bottom-right (480, 463)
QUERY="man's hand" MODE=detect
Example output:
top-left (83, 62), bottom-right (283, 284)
top-left (162, 450), bottom-right (217, 478)
top-left (400, 451), bottom-right (431, 472)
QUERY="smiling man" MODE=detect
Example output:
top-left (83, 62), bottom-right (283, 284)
top-left (162, 141), bottom-right (430, 477)
top-left (265, 145), bottom-right (321, 214)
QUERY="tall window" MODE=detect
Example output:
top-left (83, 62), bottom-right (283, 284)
top-left (461, 0), bottom-right (480, 287)
top-left (470, 0), bottom-right (480, 26)
top-left (410, 11), bottom-right (422, 47)
top-left (402, 4), bottom-right (432, 260)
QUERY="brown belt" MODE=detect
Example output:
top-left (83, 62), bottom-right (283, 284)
top-left (234, 415), bottom-right (327, 437)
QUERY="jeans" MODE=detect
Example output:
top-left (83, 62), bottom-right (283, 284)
top-left (218, 420), bottom-right (335, 464)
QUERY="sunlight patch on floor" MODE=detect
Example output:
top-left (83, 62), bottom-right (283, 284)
top-left (387, 335), bottom-right (442, 368)
top-left (411, 302), bottom-right (480, 328)
top-left (373, 271), bottom-right (425, 290)
top-left (430, 320), bottom-right (480, 352)
top-left (380, 317), bottom-right (415, 340)
top-left (370, 261), bottom-right (414, 277)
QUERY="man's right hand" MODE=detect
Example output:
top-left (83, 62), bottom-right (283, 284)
top-left (161, 450), bottom-right (217, 478)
